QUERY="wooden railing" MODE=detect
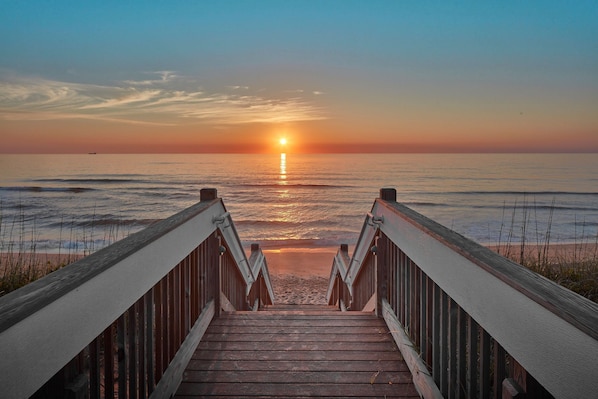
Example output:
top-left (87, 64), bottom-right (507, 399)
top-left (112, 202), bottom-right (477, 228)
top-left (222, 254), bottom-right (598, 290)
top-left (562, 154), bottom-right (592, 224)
top-left (328, 188), bottom-right (598, 399)
top-left (0, 188), bottom-right (274, 399)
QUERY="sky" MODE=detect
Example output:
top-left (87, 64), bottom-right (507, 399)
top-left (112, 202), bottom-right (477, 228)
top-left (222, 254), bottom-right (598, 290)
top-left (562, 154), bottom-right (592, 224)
top-left (1, 1), bottom-right (597, 153)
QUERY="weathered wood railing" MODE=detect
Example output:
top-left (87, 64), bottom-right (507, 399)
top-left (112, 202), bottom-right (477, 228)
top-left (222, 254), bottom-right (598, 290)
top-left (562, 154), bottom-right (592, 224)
top-left (0, 188), bottom-right (274, 399)
top-left (327, 188), bottom-right (598, 399)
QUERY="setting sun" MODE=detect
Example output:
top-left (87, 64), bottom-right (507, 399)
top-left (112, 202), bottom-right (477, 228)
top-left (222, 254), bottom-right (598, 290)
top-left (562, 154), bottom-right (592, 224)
top-left (279, 138), bottom-right (287, 146)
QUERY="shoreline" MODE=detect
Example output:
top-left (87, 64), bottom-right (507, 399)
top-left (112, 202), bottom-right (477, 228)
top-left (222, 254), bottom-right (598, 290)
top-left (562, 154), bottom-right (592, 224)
top-left (3, 242), bottom-right (596, 303)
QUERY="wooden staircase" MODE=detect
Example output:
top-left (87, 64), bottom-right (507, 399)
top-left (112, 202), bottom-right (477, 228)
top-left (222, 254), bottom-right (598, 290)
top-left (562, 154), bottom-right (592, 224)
top-left (174, 305), bottom-right (419, 398)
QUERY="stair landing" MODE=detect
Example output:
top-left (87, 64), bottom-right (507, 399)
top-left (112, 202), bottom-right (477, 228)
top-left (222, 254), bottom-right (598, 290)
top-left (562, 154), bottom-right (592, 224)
top-left (174, 305), bottom-right (419, 398)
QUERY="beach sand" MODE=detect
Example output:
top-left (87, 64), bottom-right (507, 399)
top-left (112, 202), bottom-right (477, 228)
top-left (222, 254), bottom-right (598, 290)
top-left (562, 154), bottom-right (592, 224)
top-left (262, 247), bottom-right (339, 305)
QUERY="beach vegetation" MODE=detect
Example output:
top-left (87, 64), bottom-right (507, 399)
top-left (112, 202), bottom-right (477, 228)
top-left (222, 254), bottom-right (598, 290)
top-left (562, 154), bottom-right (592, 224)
top-left (494, 197), bottom-right (598, 303)
top-left (0, 203), bottom-right (129, 297)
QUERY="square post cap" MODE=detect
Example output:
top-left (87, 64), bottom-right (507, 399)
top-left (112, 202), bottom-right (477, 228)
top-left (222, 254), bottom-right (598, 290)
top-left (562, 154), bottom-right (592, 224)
top-left (200, 188), bottom-right (218, 201)
top-left (379, 188), bottom-right (397, 202)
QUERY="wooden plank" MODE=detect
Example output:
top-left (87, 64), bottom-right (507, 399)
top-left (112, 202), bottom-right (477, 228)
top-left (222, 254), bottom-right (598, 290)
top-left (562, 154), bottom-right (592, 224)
top-left (195, 340), bottom-right (398, 352)
top-left (176, 307), bottom-right (419, 398)
top-left (205, 325), bottom-right (388, 335)
top-left (177, 395), bottom-right (414, 399)
top-left (211, 316), bottom-right (386, 326)
top-left (192, 350), bottom-right (406, 362)
top-left (182, 370), bottom-right (414, 384)
top-left (220, 310), bottom-right (378, 317)
top-left (201, 332), bottom-right (393, 343)
top-left (264, 304), bottom-right (339, 311)
top-left (176, 382), bottom-right (419, 397)
top-left (185, 359), bottom-right (409, 372)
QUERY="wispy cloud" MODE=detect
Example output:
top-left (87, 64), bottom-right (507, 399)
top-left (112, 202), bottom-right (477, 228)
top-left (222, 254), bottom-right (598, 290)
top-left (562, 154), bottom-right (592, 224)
top-left (0, 72), bottom-right (326, 125)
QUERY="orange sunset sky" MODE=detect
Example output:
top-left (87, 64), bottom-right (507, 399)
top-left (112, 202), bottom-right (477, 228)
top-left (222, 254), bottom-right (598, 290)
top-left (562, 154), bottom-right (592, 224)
top-left (1, 2), bottom-right (597, 154)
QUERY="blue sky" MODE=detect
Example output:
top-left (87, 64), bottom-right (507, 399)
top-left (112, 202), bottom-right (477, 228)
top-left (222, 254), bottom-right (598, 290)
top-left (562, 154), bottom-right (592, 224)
top-left (1, 1), bottom-right (597, 152)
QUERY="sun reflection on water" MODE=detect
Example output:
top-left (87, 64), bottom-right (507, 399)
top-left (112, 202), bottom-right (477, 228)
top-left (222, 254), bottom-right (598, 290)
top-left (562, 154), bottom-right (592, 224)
top-left (280, 153), bottom-right (287, 182)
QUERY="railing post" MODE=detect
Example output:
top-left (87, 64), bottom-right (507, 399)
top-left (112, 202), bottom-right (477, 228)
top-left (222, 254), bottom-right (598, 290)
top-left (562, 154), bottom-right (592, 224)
top-left (200, 188), bottom-right (218, 202)
top-left (251, 243), bottom-right (261, 308)
top-left (376, 188), bottom-right (394, 317)
top-left (212, 232), bottom-right (221, 317)
top-left (379, 187), bottom-right (397, 202)
top-left (376, 235), bottom-right (387, 317)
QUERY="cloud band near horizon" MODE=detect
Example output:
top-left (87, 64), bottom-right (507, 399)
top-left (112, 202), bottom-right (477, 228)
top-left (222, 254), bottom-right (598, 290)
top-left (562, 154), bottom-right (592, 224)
top-left (0, 71), bottom-right (327, 126)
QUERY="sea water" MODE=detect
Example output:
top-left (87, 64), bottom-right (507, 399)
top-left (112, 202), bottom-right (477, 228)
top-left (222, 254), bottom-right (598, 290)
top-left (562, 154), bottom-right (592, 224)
top-left (0, 153), bottom-right (597, 253)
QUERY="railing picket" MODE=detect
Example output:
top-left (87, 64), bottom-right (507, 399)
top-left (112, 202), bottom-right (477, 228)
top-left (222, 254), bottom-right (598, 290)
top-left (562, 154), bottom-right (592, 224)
top-left (419, 269), bottom-right (427, 365)
top-left (405, 255), bottom-right (411, 332)
top-left (117, 313), bottom-right (127, 399)
top-left (128, 302), bottom-right (138, 399)
top-left (468, 316), bottom-right (479, 398)
top-left (425, 275), bottom-right (434, 369)
top-left (168, 269), bottom-right (175, 364)
top-left (413, 261), bottom-right (420, 350)
top-left (480, 329), bottom-right (491, 399)
top-left (157, 277), bottom-right (167, 380)
top-left (494, 341), bottom-right (506, 399)
top-left (449, 298), bottom-right (458, 399)
top-left (89, 337), bottom-right (101, 399)
top-left (145, 289), bottom-right (155, 394)
top-left (104, 324), bottom-right (115, 399)
top-left (432, 282), bottom-right (441, 384)
top-left (440, 291), bottom-right (449, 395)
top-left (398, 251), bottom-right (407, 326)
top-left (457, 306), bottom-right (467, 399)
top-left (172, 265), bottom-right (180, 351)
top-left (138, 294), bottom-right (146, 398)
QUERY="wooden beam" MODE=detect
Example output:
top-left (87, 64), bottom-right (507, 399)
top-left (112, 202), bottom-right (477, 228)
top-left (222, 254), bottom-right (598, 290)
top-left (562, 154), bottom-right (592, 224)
top-left (382, 299), bottom-right (443, 399)
top-left (150, 300), bottom-right (214, 399)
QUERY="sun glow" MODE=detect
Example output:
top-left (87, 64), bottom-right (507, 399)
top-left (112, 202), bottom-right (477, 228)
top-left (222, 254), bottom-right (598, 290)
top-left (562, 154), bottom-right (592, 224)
top-left (279, 138), bottom-right (287, 146)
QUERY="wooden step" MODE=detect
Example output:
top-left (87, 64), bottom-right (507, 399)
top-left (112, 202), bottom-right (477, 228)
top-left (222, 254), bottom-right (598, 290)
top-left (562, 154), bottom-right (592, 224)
top-left (263, 303), bottom-right (340, 312)
top-left (175, 310), bottom-right (419, 398)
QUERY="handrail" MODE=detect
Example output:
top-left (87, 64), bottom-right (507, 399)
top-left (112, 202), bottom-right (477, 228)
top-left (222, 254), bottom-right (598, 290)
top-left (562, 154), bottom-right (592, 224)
top-left (325, 244), bottom-right (350, 307)
top-left (329, 188), bottom-right (598, 398)
top-left (248, 243), bottom-right (275, 308)
top-left (214, 211), bottom-right (254, 287)
top-left (344, 213), bottom-right (379, 292)
top-left (0, 188), bottom-right (274, 399)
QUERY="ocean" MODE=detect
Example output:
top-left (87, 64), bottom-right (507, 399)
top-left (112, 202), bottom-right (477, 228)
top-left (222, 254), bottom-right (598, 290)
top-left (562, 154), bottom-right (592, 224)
top-left (0, 153), bottom-right (597, 254)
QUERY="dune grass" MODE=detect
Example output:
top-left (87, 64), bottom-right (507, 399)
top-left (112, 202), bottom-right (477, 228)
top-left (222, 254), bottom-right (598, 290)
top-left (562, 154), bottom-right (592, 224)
top-left (0, 204), bottom-right (129, 296)
top-left (493, 197), bottom-right (598, 303)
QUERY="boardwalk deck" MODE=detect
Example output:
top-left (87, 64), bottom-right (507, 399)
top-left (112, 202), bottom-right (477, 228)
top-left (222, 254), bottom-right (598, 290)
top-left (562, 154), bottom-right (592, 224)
top-left (175, 305), bottom-right (419, 398)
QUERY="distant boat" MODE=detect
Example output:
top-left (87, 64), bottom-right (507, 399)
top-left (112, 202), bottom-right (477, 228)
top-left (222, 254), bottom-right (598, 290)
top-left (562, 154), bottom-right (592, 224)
top-left (88, 152), bottom-right (97, 155)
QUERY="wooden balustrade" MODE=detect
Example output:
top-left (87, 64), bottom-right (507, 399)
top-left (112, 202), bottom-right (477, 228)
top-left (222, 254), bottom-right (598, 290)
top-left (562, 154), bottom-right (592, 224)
top-left (0, 188), bottom-right (273, 399)
top-left (326, 244), bottom-right (351, 310)
top-left (329, 188), bottom-right (598, 398)
top-left (247, 243), bottom-right (275, 310)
